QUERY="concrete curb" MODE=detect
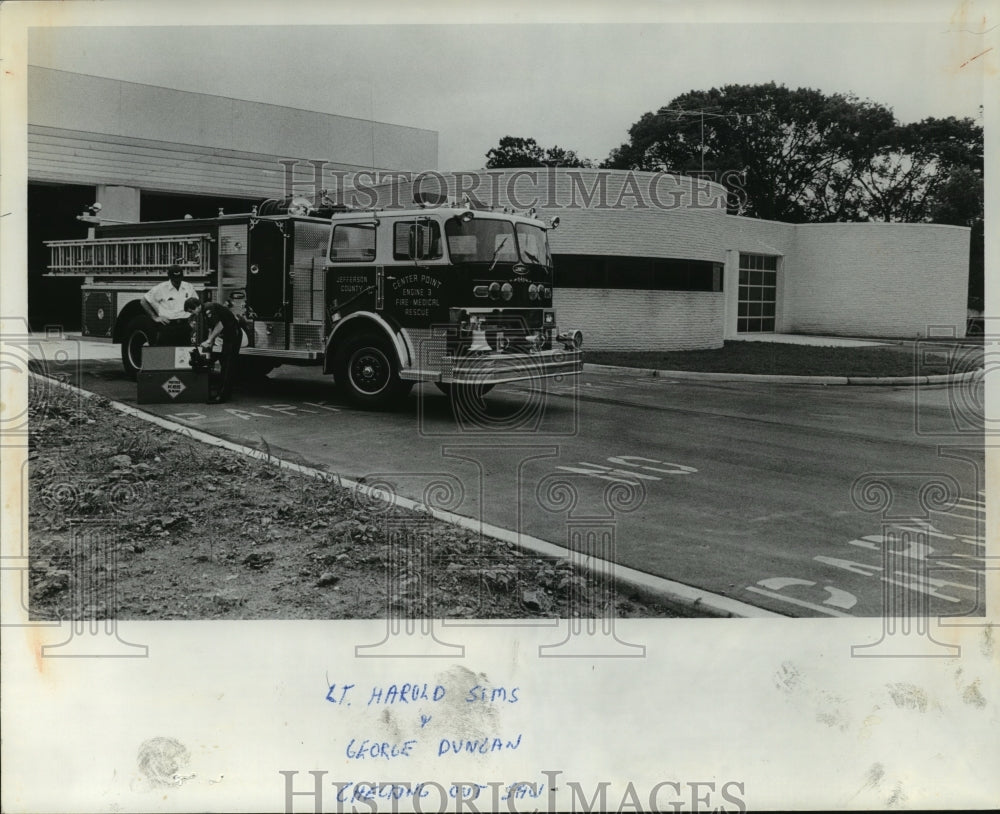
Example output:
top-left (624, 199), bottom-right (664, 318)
top-left (585, 363), bottom-right (984, 386)
top-left (29, 371), bottom-right (779, 619)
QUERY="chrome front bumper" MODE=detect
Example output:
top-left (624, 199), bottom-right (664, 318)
top-left (435, 348), bottom-right (583, 385)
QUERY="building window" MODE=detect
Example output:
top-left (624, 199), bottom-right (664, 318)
top-left (737, 253), bottom-right (778, 332)
top-left (554, 255), bottom-right (722, 292)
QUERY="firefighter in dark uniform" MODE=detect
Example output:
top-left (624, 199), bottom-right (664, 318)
top-left (184, 298), bottom-right (242, 403)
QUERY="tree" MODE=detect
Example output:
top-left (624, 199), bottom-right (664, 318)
top-left (927, 164), bottom-right (983, 227)
top-left (541, 145), bottom-right (592, 168)
top-left (856, 116), bottom-right (984, 309)
top-left (606, 85), bottom-right (984, 307)
top-left (923, 152), bottom-right (984, 311)
top-left (486, 136), bottom-right (592, 168)
top-left (603, 83), bottom-right (896, 221)
top-left (854, 116), bottom-right (983, 222)
top-left (486, 136), bottom-right (545, 168)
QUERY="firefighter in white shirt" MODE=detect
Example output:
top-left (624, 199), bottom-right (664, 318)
top-left (141, 264), bottom-right (198, 345)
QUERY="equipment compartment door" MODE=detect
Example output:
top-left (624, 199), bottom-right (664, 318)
top-left (327, 266), bottom-right (378, 319)
top-left (247, 219), bottom-right (289, 328)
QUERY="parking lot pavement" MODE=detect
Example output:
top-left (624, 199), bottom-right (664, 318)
top-left (37, 356), bottom-right (986, 618)
top-left (27, 331), bottom-right (122, 361)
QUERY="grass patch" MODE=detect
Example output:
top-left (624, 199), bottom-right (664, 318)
top-left (585, 340), bottom-right (984, 377)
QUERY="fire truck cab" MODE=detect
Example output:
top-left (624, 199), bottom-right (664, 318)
top-left (46, 200), bottom-right (583, 408)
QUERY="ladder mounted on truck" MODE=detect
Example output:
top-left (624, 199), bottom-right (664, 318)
top-left (45, 233), bottom-right (214, 277)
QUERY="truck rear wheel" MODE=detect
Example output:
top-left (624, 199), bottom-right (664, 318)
top-left (120, 314), bottom-right (157, 379)
top-left (334, 332), bottom-right (412, 409)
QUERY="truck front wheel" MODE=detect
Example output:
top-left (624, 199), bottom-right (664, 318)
top-left (120, 314), bottom-right (157, 379)
top-left (334, 332), bottom-right (413, 409)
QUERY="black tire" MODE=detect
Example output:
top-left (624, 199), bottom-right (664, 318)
top-left (120, 314), bottom-right (158, 379)
top-left (334, 332), bottom-right (413, 409)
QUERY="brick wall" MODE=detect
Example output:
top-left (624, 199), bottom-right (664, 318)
top-left (788, 223), bottom-right (971, 337)
top-left (556, 289), bottom-right (725, 351)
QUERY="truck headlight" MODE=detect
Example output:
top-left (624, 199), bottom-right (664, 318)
top-left (556, 329), bottom-right (583, 350)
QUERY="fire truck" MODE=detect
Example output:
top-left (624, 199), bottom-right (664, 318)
top-left (45, 197), bottom-right (583, 408)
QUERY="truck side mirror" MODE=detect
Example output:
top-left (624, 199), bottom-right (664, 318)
top-left (408, 224), bottom-right (434, 261)
top-left (408, 224), bottom-right (422, 260)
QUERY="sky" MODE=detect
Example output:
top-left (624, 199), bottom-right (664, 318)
top-left (23, 8), bottom-right (992, 172)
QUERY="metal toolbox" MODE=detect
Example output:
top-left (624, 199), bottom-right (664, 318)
top-left (141, 345), bottom-right (196, 371)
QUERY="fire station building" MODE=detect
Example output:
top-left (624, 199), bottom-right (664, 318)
top-left (27, 66), bottom-right (438, 329)
top-left (358, 169), bottom-right (971, 349)
top-left (28, 67), bottom-right (971, 346)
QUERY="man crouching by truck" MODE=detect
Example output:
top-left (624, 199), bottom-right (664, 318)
top-left (184, 297), bottom-right (241, 404)
top-left (141, 264), bottom-right (198, 345)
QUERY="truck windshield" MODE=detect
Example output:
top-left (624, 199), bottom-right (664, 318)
top-left (515, 223), bottom-right (551, 267)
top-left (445, 218), bottom-right (517, 264)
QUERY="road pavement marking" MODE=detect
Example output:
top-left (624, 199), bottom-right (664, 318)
top-left (888, 521), bottom-right (959, 540)
top-left (847, 537), bottom-right (936, 560)
top-left (170, 412), bottom-right (205, 422)
top-left (224, 408), bottom-right (271, 420)
top-left (756, 577), bottom-right (858, 610)
top-left (821, 585), bottom-right (859, 610)
top-left (813, 555), bottom-right (883, 577)
top-left (929, 508), bottom-right (982, 522)
top-left (746, 581), bottom-right (855, 617)
top-left (606, 456), bottom-right (698, 475)
top-left (794, 505), bottom-right (985, 616)
top-left (881, 574), bottom-right (963, 603)
top-left (262, 403), bottom-right (304, 416)
top-left (555, 455), bottom-right (699, 486)
top-left (167, 400), bottom-right (345, 423)
top-left (934, 559), bottom-right (981, 574)
top-left (956, 497), bottom-right (986, 512)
